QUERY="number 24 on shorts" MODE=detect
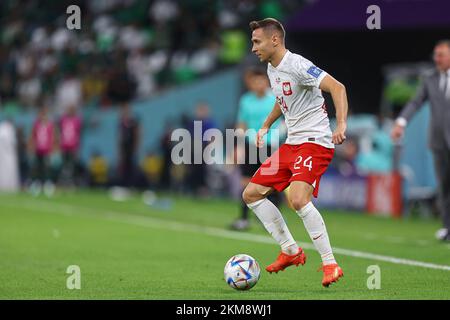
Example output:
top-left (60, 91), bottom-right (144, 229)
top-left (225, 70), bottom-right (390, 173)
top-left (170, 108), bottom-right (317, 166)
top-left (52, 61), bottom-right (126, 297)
top-left (293, 156), bottom-right (313, 171)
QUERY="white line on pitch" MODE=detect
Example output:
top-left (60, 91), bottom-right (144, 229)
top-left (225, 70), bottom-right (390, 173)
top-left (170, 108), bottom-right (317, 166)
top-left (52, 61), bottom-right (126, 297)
top-left (2, 199), bottom-right (450, 272)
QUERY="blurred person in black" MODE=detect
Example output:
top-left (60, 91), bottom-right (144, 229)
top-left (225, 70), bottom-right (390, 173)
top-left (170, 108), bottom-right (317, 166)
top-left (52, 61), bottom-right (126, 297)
top-left (118, 103), bottom-right (140, 188)
top-left (106, 55), bottom-right (136, 106)
top-left (160, 119), bottom-right (177, 190)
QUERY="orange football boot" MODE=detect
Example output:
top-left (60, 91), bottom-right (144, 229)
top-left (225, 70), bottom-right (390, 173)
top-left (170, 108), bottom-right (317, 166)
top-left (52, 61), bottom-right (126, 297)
top-left (266, 247), bottom-right (306, 273)
top-left (319, 263), bottom-right (344, 287)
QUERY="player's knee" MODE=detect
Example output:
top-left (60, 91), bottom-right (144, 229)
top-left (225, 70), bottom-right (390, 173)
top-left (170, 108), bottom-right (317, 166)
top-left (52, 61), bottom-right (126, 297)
top-left (242, 187), bottom-right (255, 204)
top-left (289, 195), bottom-right (311, 211)
top-left (242, 184), bottom-right (266, 204)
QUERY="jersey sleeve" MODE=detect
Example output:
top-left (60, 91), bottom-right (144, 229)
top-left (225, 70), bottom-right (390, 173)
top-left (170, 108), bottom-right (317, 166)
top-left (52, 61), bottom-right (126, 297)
top-left (292, 55), bottom-right (328, 88)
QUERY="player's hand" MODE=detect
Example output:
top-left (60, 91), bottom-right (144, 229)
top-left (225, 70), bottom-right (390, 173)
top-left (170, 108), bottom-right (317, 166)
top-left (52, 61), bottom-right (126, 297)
top-left (332, 122), bottom-right (347, 145)
top-left (390, 124), bottom-right (405, 141)
top-left (256, 127), bottom-right (268, 148)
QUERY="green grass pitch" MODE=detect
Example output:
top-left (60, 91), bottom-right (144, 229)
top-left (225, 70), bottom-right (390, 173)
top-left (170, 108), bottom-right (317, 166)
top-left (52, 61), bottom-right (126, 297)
top-left (0, 191), bottom-right (449, 299)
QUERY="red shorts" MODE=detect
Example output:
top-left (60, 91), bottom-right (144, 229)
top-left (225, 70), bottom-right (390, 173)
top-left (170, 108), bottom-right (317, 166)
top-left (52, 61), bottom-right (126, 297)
top-left (250, 142), bottom-right (334, 198)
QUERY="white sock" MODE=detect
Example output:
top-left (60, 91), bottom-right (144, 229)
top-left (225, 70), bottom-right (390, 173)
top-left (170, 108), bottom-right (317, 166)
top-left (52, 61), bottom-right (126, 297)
top-left (247, 198), bottom-right (299, 255)
top-left (297, 202), bottom-right (336, 265)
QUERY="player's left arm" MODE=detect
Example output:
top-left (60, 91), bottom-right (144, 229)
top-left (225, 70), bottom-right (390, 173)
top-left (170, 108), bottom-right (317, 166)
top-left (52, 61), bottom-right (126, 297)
top-left (319, 75), bottom-right (348, 145)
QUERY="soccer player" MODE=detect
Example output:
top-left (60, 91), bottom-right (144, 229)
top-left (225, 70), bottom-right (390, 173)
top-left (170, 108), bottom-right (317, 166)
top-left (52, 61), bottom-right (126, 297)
top-left (59, 105), bottom-right (82, 186)
top-left (243, 18), bottom-right (348, 287)
top-left (29, 105), bottom-right (57, 195)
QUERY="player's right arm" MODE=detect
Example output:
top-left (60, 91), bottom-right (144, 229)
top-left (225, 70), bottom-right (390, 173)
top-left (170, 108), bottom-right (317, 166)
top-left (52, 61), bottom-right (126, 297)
top-left (256, 102), bottom-right (282, 147)
top-left (391, 79), bottom-right (428, 141)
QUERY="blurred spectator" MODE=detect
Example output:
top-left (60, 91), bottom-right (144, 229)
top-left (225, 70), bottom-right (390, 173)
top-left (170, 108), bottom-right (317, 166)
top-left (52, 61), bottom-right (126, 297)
top-left (141, 151), bottom-right (163, 189)
top-left (219, 29), bottom-right (247, 65)
top-left (189, 40), bottom-right (220, 75)
top-left (149, 0), bottom-right (179, 24)
top-left (126, 48), bottom-right (156, 98)
top-left (88, 151), bottom-right (109, 187)
top-left (17, 67), bottom-right (42, 108)
top-left (107, 62), bottom-right (137, 104)
top-left (55, 73), bottom-right (82, 114)
top-left (0, 74), bottom-right (16, 104)
top-left (117, 103), bottom-right (140, 187)
top-left (81, 66), bottom-right (108, 106)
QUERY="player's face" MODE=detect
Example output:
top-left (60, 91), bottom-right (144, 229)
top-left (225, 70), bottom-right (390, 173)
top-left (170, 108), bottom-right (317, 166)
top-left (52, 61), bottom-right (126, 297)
top-left (251, 29), bottom-right (275, 63)
top-left (433, 44), bottom-right (450, 71)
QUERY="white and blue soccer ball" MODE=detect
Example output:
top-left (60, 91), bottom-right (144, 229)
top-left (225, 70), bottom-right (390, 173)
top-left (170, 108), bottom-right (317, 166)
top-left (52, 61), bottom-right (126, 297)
top-left (224, 254), bottom-right (261, 290)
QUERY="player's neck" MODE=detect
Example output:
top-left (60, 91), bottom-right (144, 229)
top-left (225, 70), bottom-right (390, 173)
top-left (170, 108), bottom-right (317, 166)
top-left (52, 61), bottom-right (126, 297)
top-left (269, 48), bottom-right (288, 68)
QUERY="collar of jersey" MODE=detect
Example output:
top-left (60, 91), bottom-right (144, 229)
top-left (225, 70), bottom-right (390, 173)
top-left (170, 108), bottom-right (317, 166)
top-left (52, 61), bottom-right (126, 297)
top-left (270, 50), bottom-right (290, 70)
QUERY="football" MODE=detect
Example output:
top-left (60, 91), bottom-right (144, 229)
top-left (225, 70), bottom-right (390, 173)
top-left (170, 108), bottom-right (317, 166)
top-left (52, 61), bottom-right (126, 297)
top-left (224, 254), bottom-right (261, 290)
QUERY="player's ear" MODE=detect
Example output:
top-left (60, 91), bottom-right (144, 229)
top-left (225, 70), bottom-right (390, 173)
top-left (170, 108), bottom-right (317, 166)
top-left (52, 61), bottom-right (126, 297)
top-left (271, 34), bottom-right (278, 47)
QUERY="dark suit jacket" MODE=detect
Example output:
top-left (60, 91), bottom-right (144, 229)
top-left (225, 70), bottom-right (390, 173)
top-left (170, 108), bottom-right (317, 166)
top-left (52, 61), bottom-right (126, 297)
top-left (399, 69), bottom-right (450, 150)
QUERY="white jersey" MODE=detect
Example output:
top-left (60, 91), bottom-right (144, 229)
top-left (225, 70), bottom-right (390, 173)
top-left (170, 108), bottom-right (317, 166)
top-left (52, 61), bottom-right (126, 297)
top-left (267, 50), bottom-right (334, 148)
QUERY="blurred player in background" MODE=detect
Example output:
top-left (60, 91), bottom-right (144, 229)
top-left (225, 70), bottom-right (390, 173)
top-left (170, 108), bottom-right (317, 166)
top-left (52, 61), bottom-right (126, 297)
top-left (59, 105), bottom-right (82, 187)
top-left (391, 40), bottom-right (450, 241)
top-left (242, 18), bottom-right (348, 287)
top-left (28, 105), bottom-right (57, 195)
top-left (230, 67), bottom-right (282, 231)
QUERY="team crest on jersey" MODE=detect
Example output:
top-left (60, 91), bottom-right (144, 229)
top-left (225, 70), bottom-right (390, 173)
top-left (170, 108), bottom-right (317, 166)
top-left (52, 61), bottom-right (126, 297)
top-left (282, 82), bottom-right (292, 96)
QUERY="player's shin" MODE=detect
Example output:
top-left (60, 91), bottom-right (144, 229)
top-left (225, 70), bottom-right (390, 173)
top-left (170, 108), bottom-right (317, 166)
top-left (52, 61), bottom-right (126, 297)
top-left (247, 198), bottom-right (299, 255)
top-left (297, 202), bottom-right (336, 265)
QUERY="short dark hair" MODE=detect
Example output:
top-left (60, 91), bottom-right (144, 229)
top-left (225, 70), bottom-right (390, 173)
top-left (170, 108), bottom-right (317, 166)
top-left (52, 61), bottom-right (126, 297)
top-left (436, 39), bottom-right (450, 49)
top-left (249, 18), bottom-right (285, 42)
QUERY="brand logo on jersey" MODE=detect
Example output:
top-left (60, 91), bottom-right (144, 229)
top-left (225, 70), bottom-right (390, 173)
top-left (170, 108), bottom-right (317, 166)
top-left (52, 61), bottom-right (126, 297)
top-left (307, 66), bottom-right (323, 79)
top-left (282, 82), bottom-right (292, 96)
top-left (275, 77), bottom-right (281, 84)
